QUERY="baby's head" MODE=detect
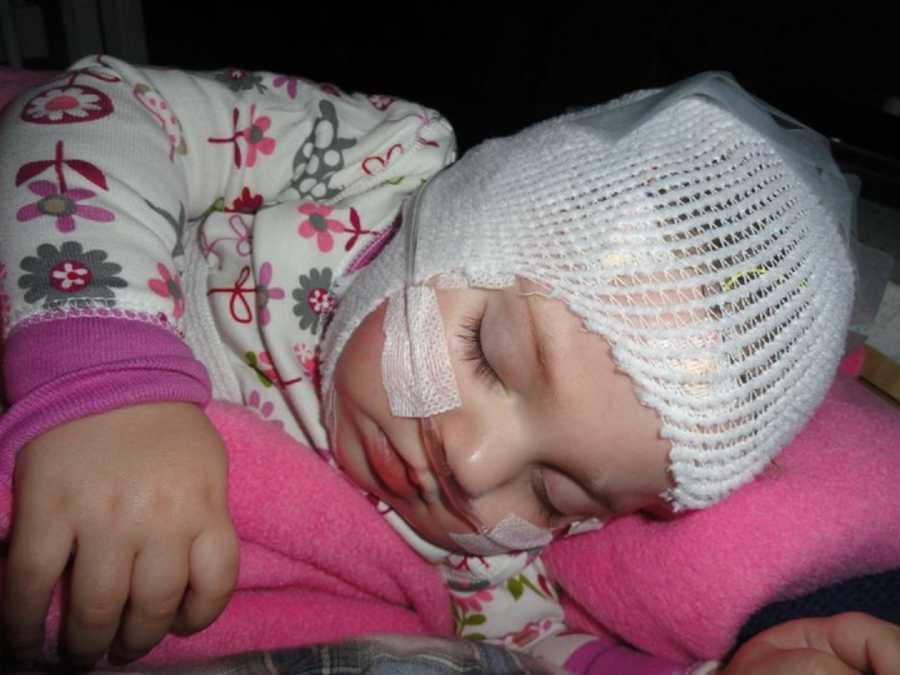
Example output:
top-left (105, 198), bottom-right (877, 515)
top-left (323, 73), bottom-right (856, 554)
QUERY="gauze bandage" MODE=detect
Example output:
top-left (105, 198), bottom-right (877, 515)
top-left (324, 71), bottom-right (886, 528)
top-left (449, 515), bottom-right (554, 556)
top-left (382, 286), bottom-right (461, 417)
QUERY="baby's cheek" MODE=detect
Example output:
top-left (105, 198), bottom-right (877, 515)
top-left (544, 469), bottom-right (613, 520)
top-left (339, 302), bottom-right (389, 400)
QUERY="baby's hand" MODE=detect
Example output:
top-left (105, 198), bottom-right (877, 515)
top-left (723, 612), bottom-right (900, 674)
top-left (2, 402), bottom-right (239, 668)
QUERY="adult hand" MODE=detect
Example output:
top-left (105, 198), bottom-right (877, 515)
top-left (723, 612), bottom-right (900, 674)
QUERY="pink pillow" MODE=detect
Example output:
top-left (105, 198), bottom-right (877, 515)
top-left (0, 67), bottom-right (58, 112)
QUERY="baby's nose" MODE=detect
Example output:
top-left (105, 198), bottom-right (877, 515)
top-left (441, 413), bottom-right (536, 499)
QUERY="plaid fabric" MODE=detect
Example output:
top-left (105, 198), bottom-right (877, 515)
top-left (80, 636), bottom-right (564, 675)
top-left (269, 636), bottom-right (562, 674)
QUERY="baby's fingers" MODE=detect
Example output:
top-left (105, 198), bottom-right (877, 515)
top-left (726, 613), bottom-right (900, 675)
top-left (825, 612), bottom-right (900, 674)
top-left (172, 522), bottom-right (239, 635)
top-left (110, 540), bottom-right (190, 663)
top-left (2, 519), bottom-right (72, 665)
top-left (725, 644), bottom-right (860, 675)
top-left (63, 536), bottom-right (132, 667)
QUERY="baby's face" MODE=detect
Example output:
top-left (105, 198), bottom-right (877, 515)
top-left (330, 280), bottom-right (675, 552)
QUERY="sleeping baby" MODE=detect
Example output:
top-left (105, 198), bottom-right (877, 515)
top-left (1, 55), bottom-right (897, 674)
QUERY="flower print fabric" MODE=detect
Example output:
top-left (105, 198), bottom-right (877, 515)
top-left (292, 267), bottom-right (335, 334)
top-left (292, 100), bottom-right (356, 201)
top-left (297, 203), bottom-right (345, 252)
top-left (0, 54), bottom-right (452, 496)
top-left (211, 68), bottom-right (268, 95)
top-left (229, 187), bottom-right (263, 214)
top-left (24, 86), bottom-right (107, 122)
top-left (272, 74), bottom-right (301, 100)
top-left (2, 58), bottom-right (193, 333)
top-left (19, 62), bottom-right (119, 125)
top-left (207, 103), bottom-right (278, 168)
top-left (17, 180), bottom-right (115, 233)
top-left (133, 83), bottom-right (188, 162)
top-left (254, 262), bottom-right (285, 326)
top-left (15, 140), bottom-right (115, 234)
top-left (144, 199), bottom-right (188, 259)
top-left (18, 241), bottom-right (126, 309)
top-left (148, 263), bottom-right (185, 318)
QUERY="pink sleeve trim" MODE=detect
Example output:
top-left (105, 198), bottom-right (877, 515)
top-left (1, 316), bottom-right (211, 484)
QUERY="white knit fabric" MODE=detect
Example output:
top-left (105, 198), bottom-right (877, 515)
top-left (323, 73), bottom-right (856, 510)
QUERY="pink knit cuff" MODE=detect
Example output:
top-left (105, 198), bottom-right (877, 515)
top-left (0, 317), bottom-right (211, 484)
top-left (564, 638), bottom-right (693, 674)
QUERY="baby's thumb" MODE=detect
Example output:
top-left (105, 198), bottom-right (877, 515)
top-left (172, 520), bottom-right (240, 636)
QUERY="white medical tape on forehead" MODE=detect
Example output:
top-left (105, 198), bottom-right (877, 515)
top-left (382, 287), bottom-right (462, 418)
top-left (449, 514), bottom-right (554, 556)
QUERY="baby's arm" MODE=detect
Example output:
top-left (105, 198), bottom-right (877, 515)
top-left (0, 56), bottom-right (256, 666)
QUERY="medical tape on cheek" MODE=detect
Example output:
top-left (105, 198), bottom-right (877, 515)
top-left (449, 514), bottom-right (554, 555)
top-left (382, 287), bottom-right (462, 418)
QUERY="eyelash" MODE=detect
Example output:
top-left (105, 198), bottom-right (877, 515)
top-left (532, 468), bottom-right (565, 525)
top-left (459, 313), bottom-right (502, 385)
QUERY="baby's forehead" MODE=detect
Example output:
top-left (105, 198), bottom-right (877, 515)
top-left (470, 281), bottom-right (621, 369)
top-left (508, 272), bottom-right (711, 329)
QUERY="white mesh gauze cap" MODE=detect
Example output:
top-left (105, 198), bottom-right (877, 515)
top-left (323, 72), bottom-right (857, 510)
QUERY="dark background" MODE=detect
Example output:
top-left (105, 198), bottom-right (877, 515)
top-left (145, 4), bottom-right (900, 158)
top-left (28, 2), bottom-right (900, 155)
